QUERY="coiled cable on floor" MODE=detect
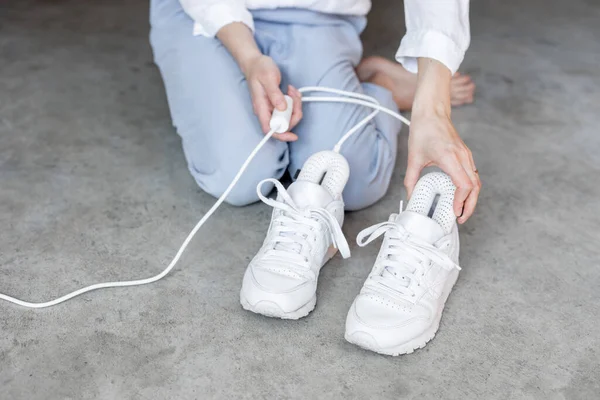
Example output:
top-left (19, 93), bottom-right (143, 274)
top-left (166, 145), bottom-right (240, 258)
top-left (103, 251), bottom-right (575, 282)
top-left (0, 87), bottom-right (410, 308)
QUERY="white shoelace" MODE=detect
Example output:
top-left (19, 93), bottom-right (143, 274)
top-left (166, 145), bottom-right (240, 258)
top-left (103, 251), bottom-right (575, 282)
top-left (356, 217), bottom-right (460, 300)
top-left (256, 179), bottom-right (350, 280)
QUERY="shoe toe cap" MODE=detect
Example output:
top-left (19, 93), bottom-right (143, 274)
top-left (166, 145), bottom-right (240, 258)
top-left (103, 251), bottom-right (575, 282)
top-left (241, 265), bottom-right (315, 313)
top-left (345, 294), bottom-right (431, 349)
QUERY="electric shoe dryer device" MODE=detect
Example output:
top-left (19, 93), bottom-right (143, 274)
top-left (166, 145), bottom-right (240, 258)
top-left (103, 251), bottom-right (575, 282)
top-left (240, 150), bottom-right (350, 319)
top-left (345, 172), bottom-right (462, 355)
top-left (1, 89), bottom-right (435, 309)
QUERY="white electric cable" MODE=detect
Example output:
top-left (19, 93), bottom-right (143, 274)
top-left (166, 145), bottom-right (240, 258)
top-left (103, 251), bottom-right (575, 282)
top-left (0, 87), bottom-right (410, 308)
top-left (304, 97), bottom-right (411, 127)
top-left (299, 87), bottom-right (381, 153)
top-left (298, 87), bottom-right (411, 151)
top-left (0, 130), bottom-right (277, 308)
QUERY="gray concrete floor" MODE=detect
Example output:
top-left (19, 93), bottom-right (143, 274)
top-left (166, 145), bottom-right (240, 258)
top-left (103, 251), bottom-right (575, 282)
top-left (1, 0), bottom-right (599, 398)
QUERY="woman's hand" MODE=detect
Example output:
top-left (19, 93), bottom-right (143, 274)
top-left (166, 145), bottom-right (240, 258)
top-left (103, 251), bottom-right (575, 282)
top-left (241, 55), bottom-right (303, 141)
top-left (216, 22), bottom-right (302, 142)
top-left (406, 58), bottom-right (481, 224)
top-left (406, 110), bottom-right (480, 224)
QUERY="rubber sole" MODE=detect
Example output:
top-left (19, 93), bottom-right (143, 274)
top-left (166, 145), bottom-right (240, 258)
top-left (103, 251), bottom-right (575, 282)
top-left (239, 245), bottom-right (337, 320)
top-left (345, 271), bottom-right (459, 356)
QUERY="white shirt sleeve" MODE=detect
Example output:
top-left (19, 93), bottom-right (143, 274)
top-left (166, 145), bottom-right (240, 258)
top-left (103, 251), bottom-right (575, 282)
top-left (179, 0), bottom-right (255, 37)
top-left (395, 0), bottom-right (470, 74)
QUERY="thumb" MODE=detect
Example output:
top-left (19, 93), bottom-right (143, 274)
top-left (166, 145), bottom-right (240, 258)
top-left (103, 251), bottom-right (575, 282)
top-left (404, 157), bottom-right (423, 199)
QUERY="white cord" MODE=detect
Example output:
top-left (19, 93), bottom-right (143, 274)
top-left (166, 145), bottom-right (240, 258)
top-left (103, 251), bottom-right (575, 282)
top-left (299, 87), bottom-right (381, 153)
top-left (298, 87), bottom-right (410, 152)
top-left (0, 87), bottom-right (410, 308)
top-left (0, 130), bottom-right (277, 308)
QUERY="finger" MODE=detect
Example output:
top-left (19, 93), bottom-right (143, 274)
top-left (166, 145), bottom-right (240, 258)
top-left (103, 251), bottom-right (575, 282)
top-left (460, 146), bottom-right (479, 188)
top-left (458, 180), bottom-right (480, 224)
top-left (272, 132), bottom-right (298, 142)
top-left (438, 154), bottom-right (474, 217)
top-left (458, 149), bottom-right (481, 223)
top-left (249, 82), bottom-right (273, 133)
top-left (404, 157), bottom-right (424, 199)
top-left (288, 85), bottom-right (303, 129)
top-left (254, 97), bottom-right (273, 133)
top-left (263, 79), bottom-right (287, 111)
top-left (455, 146), bottom-right (480, 220)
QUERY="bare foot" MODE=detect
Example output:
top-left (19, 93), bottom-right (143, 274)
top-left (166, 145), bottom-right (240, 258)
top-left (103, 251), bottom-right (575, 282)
top-left (356, 56), bottom-right (476, 111)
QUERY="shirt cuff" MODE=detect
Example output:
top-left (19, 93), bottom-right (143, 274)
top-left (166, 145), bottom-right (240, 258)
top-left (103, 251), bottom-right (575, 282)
top-left (395, 30), bottom-right (465, 74)
top-left (190, 4), bottom-right (254, 37)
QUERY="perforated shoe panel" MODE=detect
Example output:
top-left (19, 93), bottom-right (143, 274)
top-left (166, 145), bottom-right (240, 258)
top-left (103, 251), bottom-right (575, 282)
top-left (297, 151), bottom-right (350, 198)
top-left (406, 172), bottom-right (456, 233)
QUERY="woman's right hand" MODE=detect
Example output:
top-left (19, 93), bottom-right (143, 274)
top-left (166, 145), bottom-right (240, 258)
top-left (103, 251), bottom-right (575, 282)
top-left (241, 55), bottom-right (303, 141)
top-left (217, 22), bottom-right (302, 141)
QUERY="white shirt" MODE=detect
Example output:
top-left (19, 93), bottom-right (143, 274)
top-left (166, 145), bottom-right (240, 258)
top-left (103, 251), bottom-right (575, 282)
top-left (179, 0), bottom-right (470, 74)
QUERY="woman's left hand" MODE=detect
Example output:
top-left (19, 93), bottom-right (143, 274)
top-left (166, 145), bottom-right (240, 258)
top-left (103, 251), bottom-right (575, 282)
top-left (405, 110), bottom-right (481, 224)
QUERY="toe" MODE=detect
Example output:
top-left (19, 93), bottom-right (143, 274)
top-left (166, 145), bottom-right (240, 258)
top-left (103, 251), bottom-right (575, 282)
top-left (451, 81), bottom-right (476, 106)
top-left (453, 81), bottom-right (476, 95)
top-left (451, 73), bottom-right (473, 86)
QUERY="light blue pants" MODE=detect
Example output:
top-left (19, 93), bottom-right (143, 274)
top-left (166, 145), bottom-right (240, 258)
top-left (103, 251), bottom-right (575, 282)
top-left (149, 0), bottom-right (402, 210)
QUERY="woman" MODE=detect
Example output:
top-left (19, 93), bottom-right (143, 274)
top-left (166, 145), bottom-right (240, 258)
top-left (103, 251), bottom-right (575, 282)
top-left (149, 0), bottom-right (482, 355)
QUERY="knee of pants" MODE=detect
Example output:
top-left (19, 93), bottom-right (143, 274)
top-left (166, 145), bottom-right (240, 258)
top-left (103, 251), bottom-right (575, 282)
top-left (341, 145), bottom-right (397, 211)
top-left (185, 139), bottom-right (288, 207)
top-left (343, 173), bottom-right (391, 211)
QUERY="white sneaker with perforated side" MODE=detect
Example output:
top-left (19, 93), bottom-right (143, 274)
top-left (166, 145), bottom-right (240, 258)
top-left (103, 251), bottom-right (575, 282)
top-left (345, 172), bottom-right (462, 355)
top-left (240, 151), bottom-right (351, 319)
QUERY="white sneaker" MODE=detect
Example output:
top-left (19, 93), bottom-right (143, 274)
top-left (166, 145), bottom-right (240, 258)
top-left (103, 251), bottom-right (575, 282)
top-left (345, 172), bottom-right (462, 355)
top-left (240, 151), bottom-right (351, 319)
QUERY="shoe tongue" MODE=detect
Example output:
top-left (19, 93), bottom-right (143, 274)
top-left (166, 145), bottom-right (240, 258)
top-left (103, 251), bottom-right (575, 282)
top-left (395, 211), bottom-right (445, 243)
top-left (268, 180), bottom-right (334, 262)
top-left (285, 180), bottom-right (334, 209)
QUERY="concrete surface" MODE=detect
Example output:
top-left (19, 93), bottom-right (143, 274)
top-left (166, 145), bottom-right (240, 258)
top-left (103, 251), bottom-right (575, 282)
top-left (1, 0), bottom-right (599, 398)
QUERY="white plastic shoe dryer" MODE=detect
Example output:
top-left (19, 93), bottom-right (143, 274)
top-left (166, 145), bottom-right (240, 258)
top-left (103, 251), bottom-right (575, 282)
top-left (239, 150), bottom-right (350, 319)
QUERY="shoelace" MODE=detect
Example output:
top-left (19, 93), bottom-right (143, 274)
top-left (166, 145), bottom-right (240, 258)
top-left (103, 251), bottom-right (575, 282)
top-left (255, 179), bottom-right (350, 280)
top-left (356, 218), bottom-right (460, 300)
